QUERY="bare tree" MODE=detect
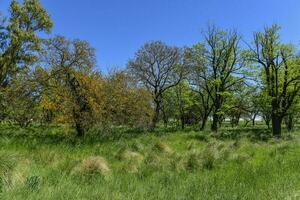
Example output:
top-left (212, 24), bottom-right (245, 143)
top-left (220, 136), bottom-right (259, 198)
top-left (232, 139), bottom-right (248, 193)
top-left (127, 41), bottom-right (184, 129)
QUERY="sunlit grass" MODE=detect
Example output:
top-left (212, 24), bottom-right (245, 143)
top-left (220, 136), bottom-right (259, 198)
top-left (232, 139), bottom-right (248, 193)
top-left (0, 125), bottom-right (299, 199)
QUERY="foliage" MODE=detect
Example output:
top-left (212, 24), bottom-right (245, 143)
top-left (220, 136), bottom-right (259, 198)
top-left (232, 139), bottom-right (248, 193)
top-left (247, 24), bottom-right (300, 136)
top-left (1, 70), bottom-right (40, 127)
top-left (0, 0), bottom-right (52, 87)
top-left (185, 25), bottom-right (245, 132)
top-left (103, 70), bottom-right (153, 129)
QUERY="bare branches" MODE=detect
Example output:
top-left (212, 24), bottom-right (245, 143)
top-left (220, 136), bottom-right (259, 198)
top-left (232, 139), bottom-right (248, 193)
top-left (127, 41), bottom-right (184, 129)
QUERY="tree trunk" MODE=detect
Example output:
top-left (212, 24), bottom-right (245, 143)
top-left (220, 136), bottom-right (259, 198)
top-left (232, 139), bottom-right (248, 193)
top-left (161, 108), bottom-right (168, 128)
top-left (252, 113), bottom-right (257, 126)
top-left (73, 111), bottom-right (85, 137)
top-left (218, 116), bottom-right (223, 128)
top-left (181, 116), bottom-right (185, 130)
top-left (263, 115), bottom-right (271, 129)
top-left (266, 120), bottom-right (270, 129)
top-left (271, 114), bottom-right (282, 137)
top-left (150, 100), bottom-right (160, 130)
top-left (200, 115), bottom-right (208, 131)
top-left (285, 114), bottom-right (293, 132)
top-left (75, 121), bottom-right (85, 137)
top-left (180, 108), bottom-right (185, 130)
top-left (230, 117), bottom-right (235, 128)
top-left (211, 113), bottom-right (219, 132)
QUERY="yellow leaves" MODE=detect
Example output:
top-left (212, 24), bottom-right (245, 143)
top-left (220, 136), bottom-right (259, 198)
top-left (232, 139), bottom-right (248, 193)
top-left (40, 97), bottom-right (55, 110)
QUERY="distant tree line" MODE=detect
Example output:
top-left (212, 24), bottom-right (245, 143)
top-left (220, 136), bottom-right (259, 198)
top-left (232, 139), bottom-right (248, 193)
top-left (1, 0), bottom-right (300, 137)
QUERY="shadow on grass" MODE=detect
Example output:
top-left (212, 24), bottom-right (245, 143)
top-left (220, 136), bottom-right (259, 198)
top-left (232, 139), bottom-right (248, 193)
top-left (0, 123), bottom-right (296, 147)
top-left (0, 124), bottom-right (195, 146)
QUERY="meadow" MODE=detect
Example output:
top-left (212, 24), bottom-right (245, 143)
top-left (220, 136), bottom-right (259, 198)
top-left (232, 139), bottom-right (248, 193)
top-left (1, 0), bottom-right (300, 199)
top-left (0, 124), bottom-right (300, 200)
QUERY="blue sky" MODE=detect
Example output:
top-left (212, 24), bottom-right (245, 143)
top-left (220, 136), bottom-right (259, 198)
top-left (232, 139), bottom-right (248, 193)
top-left (1, 0), bottom-right (300, 73)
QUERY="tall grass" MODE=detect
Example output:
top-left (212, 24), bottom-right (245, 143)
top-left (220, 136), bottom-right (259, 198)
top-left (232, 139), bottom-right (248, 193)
top-left (0, 124), bottom-right (299, 199)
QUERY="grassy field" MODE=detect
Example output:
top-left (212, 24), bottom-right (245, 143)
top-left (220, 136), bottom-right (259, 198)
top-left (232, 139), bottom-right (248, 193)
top-left (0, 124), bottom-right (300, 199)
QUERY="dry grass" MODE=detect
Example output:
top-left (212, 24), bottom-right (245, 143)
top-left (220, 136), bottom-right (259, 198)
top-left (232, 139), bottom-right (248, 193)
top-left (153, 141), bottom-right (173, 154)
top-left (118, 150), bottom-right (145, 173)
top-left (72, 156), bottom-right (110, 176)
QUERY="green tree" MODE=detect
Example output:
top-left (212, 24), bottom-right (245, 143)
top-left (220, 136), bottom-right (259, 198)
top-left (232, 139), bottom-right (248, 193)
top-left (185, 43), bottom-right (213, 130)
top-left (162, 80), bottom-right (198, 129)
top-left (0, 0), bottom-right (52, 87)
top-left (247, 24), bottom-right (300, 137)
top-left (186, 25), bottom-right (245, 132)
top-left (1, 69), bottom-right (40, 127)
top-left (103, 70), bottom-right (153, 129)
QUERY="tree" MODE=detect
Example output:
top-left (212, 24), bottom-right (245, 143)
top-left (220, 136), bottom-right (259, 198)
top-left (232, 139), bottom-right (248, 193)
top-left (253, 91), bottom-right (272, 128)
top-left (41, 36), bottom-right (101, 137)
top-left (103, 70), bottom-right (153, 129)
top-left (1, 69), bottom-right (41, 127)
top-left (162, 80), bottom-right (198, 129)
top-left (226, 86), bottom-right (254, 127)
top-left (0, 0), bottom-right (52, 87)
top-left (127, 41), bottom-right (184, 130)
top-left (283, 97), bottom-right (300, 132)
top-left (185, 43), bottom-right (213, 131)
top-left (247, 25), bottom-right (300, 137)
top-left (186, 25), bottom-right (244, 132)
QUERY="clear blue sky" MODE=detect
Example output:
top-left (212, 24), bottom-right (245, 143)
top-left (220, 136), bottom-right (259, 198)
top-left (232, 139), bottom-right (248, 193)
top-left (1, 0), bottom-right (300, 73)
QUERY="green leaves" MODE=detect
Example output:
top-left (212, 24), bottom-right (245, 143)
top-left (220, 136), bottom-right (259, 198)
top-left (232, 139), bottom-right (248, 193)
top-left (0, 0), bottom-right (53, 87)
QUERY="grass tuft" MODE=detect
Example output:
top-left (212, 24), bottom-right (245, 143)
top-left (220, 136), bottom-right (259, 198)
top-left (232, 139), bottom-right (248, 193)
top-left (72, 156), bottom-right (110, 176)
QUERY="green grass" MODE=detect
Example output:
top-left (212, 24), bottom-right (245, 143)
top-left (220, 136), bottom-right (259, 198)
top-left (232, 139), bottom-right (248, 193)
top-left (0, 124), bottom-right (300, 199)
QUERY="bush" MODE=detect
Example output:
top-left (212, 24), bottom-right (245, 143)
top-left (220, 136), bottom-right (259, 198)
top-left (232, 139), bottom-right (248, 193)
top-left (249, 129), bottom-right (272, 141)
top-left (153, 141), bottom-right (173, 154)
top-left (72, 156), bottom-right (110, 176)
top-left (185, 151), bottom-right (202, 171)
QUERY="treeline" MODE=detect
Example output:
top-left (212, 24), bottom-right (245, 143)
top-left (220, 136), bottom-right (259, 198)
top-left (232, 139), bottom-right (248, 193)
top-left (1, 0), bottom-right (300, 138)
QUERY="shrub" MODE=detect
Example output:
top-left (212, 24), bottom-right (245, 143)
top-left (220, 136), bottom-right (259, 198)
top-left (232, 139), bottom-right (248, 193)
top-left (117, 149), bottom-right (144, 173)
top-left (72, 156), bottom-right (110, 176)
top-left (201, 149), bottom-right (216, 170)
top-left (153, 141), bottom-right (173, 154)
top-left (250, 129), bottom-right (272, 141)
top-left (185, 151), bottom-right (202, 171)
top-left (117, 150), bottom-right (144, 162)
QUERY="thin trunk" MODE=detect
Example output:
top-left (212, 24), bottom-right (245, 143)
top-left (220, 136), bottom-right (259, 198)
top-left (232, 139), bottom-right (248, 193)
top-left (252, 113), bottom-right (257, 126)
top-left (285, 114), bottom-right (293, 132)
top-left (266, 120), bottom-right (270, 129)
top-left (230, 117), bottom-right (235, 128)
top-left (218, 116), bottom-right (223, 128)
top-left (263, 115), bottom-right (271, 129)
top-left (236, 115), bottom-right (240, 126)
top-left (162, 108), bottom-right (168, 128)
top-left (200, 115), bottom-right (208, 131)
top-left (181, 115), bottom-right (185, 130)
